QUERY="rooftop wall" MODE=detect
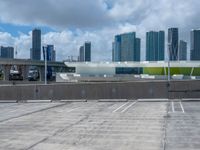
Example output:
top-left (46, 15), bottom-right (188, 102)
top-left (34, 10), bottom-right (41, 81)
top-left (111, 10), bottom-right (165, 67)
top-left (0, 81), bottom-right (200, 101)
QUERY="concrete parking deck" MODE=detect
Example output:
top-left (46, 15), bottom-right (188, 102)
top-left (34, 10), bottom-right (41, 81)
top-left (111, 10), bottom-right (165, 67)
top-left (0, 100), bottom-right (200, 150)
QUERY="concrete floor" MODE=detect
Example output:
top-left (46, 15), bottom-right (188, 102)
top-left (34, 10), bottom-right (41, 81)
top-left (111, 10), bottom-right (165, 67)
top-left (0, 100), bottom-right (200, 150)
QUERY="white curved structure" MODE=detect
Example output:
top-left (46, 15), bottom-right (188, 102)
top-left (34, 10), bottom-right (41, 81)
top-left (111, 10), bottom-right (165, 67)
top-left (64, 61), bottom-right (200, 76)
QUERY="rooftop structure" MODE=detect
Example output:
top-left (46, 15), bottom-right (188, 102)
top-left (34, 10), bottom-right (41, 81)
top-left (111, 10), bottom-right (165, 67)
top-left (65, 61), bottom-right (200, 76)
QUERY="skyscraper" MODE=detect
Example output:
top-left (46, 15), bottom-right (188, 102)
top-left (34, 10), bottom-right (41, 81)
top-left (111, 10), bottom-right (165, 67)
top-left (43, 45), bottom-right (56, 61)
top-left (146, 31), bottom-right (165, 61)
top-left (79, 46), bottom-right (84, 62)
top-left (112, 35), bottom-right (121, 62)
top-left (179, 40), bottom-right (187, 60)
top-left (168, 28), bottom-right (179, 60)
top-left (31, 29), bottom-right (41, 60)
top-left (112, 32), bottom-right (140, 62)
top-left (120, 32), bottom-right (136, 61)
top-left (52, 49), bottom-right (56, 62)
top-left (0, 46), bottom-right (14, 59)
top-left (135, 38), bottom-right (141, 61)
top-left (84, 42), bottom-right (91, 62)
top-left (78, 42), bottom-right (91, 62)
top-left (158, 31), bottom-right (165, 61)
top-left (190, 29), bottom-right (200, 60)
top-left (42, 45), bottom-right (56, 79)
top-left (112, 42), bottom-right (115, 62)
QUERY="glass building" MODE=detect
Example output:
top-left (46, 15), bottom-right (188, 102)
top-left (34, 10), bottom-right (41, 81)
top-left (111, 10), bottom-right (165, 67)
top-left (42, 45), bottom-right (56, 79)
top-left (42, 45), bottom-right (56, 61)
top-left (112, 32), bottom-right (140, 62)
top-left (135, 38), bottom-right (141, 61)
top-left (79, 42), bottom-right (91, 62)
top-left (146, 31), bottom-right (165, 61)
top-left (0, 46), bottom-right (14, 59)
top-left (85, 42), bottom-right (91, 62)
top-left (179, 40), bottom-right (187, 60)
top-left (168, 28), bottom-right (179, 61)
top-left (31, 29), bottom-right (41, 60)
top-left (113, 35), bottom-right (121, 62)
top-left (190, 29), bottom-right (200, 60)
top-left (79, 46), bottom-right (84, 62)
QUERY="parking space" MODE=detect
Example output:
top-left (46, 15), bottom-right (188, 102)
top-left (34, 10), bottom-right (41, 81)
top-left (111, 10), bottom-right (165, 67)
top-left (166, 101), bottom-right (200, 150)
top-left (0, 100), bottom-right (199, 150)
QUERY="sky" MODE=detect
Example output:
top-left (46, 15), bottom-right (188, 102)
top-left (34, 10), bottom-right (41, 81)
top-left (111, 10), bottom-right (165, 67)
top-left (0, 0), bottom-right (200, 61)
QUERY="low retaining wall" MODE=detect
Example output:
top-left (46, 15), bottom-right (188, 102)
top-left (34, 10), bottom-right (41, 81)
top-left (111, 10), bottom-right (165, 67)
top-left (0, 80), bottom-right (200, 101)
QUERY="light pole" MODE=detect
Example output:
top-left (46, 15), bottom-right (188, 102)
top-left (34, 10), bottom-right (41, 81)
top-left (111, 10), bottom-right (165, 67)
top-left (167, 45), bottom-right (171, 82)
top-left (168, 55), bottom-right (170, 82)
top-left (43, 46), bottom-right (47, 85)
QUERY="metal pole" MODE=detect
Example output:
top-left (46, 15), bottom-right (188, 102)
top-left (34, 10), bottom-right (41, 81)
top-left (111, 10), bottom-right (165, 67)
top-left (168, 57), bottom-right (170, 82)
top-left (45, 46), bottom-right (47, 85)
top-left (167, 44), bottom-right (171, 82)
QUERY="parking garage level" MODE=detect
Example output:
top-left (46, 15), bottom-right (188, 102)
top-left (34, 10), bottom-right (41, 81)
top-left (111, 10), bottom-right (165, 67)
top-left (0, 100), bottom-right (200, 150)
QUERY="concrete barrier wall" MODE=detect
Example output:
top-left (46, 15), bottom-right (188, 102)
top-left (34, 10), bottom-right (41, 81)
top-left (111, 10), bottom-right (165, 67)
top-left (0, 80), bottom-right (200, 101)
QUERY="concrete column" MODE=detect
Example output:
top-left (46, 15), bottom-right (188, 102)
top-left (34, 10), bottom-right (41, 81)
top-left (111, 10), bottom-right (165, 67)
top-left (21, 65), bottom-right (29, 80)
top-left (3, 65), bottom-right (11, 80)
top-left (39, 66), bottom-right (45, 81)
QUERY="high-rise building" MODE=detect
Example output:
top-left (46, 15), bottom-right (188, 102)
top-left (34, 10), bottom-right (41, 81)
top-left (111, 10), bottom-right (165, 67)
top-left (120, 32), bottom-right (136, 61)
top-left (158, 31), bottom-right (165, 61)
top-left (135, 38), bottom-right (141, 61)
top-left (179, 40), bottom-right (187, 60)
top-left (52, 49), bottom-right (56, 62)
top-left (190, 29), bottom-right (200, 60)
top-left (78, 42), bottom-right (91, 62)
top-left (79, 46), bottom-right (84, 62)
top-left (168, 28), bottom-right (179, 60)
top-left (0, 46), bottom-right (14, 59)
top-left (112, 32), bottom-right (140, 62)
top-left (112, 35), bottom-right (121, 62)
top-left (146, 31), bottom-right (165, 61)
top-left (112, 42), bottom-right (115, 62)
top-left (31, 29), bottom-right (41, 60)
top-left (84, 42), bottom-right (91, 62)
top-left (42, 45), bottom-right (56, 61)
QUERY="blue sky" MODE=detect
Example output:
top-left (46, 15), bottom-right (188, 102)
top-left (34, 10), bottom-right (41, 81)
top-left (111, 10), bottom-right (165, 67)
top-left (0, 0), bottom-right (200, 61)
top-left (0, 23), bottom-right (54, 37)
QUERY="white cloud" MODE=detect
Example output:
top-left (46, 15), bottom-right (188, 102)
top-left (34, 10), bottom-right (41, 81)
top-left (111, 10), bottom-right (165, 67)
top-left (15, 33), bottom-right (32, 59)
top-left (0, 0), bottom-right (112, 29)
top-left (0, 32), bottom-right (15, 46)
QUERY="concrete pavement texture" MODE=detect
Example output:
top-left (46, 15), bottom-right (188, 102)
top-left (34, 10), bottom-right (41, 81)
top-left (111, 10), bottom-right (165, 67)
top-left (0, 100), bottom-right (200, 150)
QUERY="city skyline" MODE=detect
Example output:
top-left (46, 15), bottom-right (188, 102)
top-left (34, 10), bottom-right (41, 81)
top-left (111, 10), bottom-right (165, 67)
top-left (1, 27), bottom-right (200, 62)
top-left (0, 0), bottom-right (200, 61)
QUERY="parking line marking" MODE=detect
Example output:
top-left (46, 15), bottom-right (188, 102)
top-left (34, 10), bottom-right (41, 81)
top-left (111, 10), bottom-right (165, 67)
top-left (172, 101), bottom-right (175, 113)
top-left (67, 108), bottom-right (78, 112)
top-left (121, 101), bottom-right (137, 113)
top-left (179, 101), bottom-right (185, 113)
top-left (113, 102), bottom-right (129, 113)
top-left (108, 103), bottom-right (118, 109)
